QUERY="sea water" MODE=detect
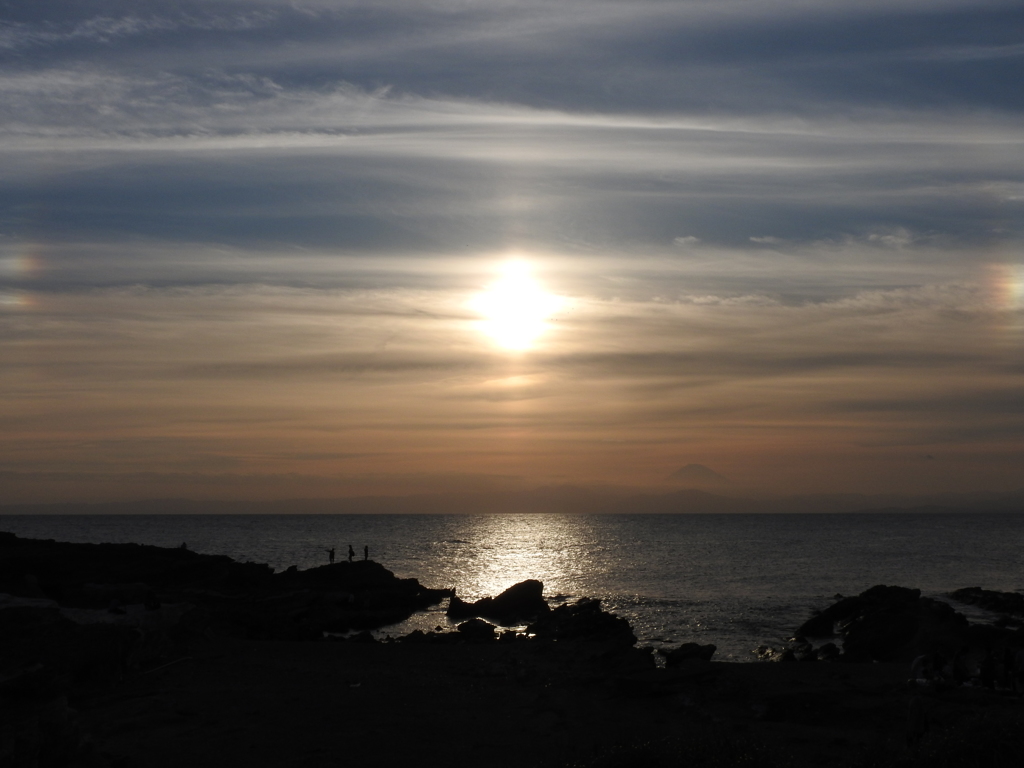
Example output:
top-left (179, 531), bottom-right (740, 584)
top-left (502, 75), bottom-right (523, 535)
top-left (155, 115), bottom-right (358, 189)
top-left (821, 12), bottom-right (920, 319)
top-left (2, 512), bottom-right (1022, 661)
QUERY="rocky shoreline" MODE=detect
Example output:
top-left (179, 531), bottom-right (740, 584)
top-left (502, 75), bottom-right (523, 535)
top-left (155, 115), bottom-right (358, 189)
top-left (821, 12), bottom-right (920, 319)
top-left (2, 531), bottom-right (1023, 767)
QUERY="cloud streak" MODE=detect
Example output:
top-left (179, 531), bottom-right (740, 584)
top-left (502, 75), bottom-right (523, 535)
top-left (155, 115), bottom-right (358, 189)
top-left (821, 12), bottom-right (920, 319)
top-left (1, 0), bottom-right (1021, 502)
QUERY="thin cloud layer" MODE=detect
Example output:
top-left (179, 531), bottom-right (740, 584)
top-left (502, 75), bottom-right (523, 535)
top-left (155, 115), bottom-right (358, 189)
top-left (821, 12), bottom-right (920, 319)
top-left (0, 0), bottom-right (1021, 502)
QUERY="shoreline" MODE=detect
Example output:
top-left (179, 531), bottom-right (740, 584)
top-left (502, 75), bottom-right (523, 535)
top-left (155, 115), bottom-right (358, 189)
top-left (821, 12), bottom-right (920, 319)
top-left (6, 511), bottom-right (1024, 663)
top-left (3, 531), bottom-right (1023, 767)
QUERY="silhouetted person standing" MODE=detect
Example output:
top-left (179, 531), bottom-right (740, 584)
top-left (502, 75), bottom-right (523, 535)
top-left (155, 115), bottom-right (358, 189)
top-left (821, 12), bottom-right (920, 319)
top-left (348, 545), bottom-right (355, 562)
top-left (326, 548), bottom-right (335, 564)
top-left (363, 545), bottom-right (369, 561)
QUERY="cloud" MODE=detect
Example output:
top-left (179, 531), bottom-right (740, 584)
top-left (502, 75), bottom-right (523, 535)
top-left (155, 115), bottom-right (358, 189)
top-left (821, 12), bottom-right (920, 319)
top-left (1, 0), bottom-right (1022, 498)
top-left (1, 77), bottom-right (1019, 262)
top-left (0, 7), bottom-right (278, 51)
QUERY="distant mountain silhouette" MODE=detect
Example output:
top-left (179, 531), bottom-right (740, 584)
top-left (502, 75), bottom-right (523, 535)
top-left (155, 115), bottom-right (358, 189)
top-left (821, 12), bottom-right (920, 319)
top-left (669, 464), bottom-right (730, 490)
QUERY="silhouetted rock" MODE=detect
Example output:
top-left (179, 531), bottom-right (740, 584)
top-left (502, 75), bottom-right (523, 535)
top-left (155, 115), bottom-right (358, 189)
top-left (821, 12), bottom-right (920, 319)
top-left (796, 584), bottom-right (968, 663)
top-left (790, 636), bottom-right (816, 662)
top-left (0, 532), bottom-right (273, 602)
top-left (660, 642), bottom-right (717, 666)
top-left (815, 642), bottom-right (840, 662)
top-left (527, 598), bottom-right (635, 648)
top-left (446, 579), bottom-right (549, 625)
top-left (523, 599), bottom-right (655, 677)
top-left (0, 532), bottom-right (450, 646)
top-left (277, 559), bottom-right (399, 590)
top-left (950, 587), bottom-right (1024, 618)
top-left (457, 618), bottom-right (497, 642)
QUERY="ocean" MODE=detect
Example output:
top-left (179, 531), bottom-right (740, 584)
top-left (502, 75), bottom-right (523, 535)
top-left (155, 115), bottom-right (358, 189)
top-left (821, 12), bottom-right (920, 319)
top-left (2, 512), bottom-right (1022, 661)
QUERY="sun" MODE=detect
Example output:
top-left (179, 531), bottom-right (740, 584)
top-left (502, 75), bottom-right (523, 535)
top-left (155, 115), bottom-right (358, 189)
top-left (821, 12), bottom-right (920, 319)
top-left (471, 260), bottom-right (562, 350)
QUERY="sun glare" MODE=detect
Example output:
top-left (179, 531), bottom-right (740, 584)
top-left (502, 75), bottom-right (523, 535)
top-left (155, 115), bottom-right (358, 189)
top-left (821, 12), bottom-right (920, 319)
top-left (471, 260), bottom-right (562, 350)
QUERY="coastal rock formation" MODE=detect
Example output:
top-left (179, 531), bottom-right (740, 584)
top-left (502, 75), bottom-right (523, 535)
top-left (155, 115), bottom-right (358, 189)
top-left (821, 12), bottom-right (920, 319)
top-left (797, 584), bottom-right (970, 662)
top-left (0, 531), bottom-right (458, 764)
top-left (456, 618), bottom-right (498, 641)
top-left (0, 532), bottom-right (450, 644)
top-left (446, 579), bottom-right (550, 625)
top-left (523, 598), bottom-right (655, 677)
top-left (0, 530), bottom-right (274, 601)
top-left (950, 586), bottom-right (1024, 619)
top-left (527, 598), bottom-right (634, 646)
top-left (525, 598), bottom-right (652, 678)
top-left (7, 530), bottom-right (1024, 767)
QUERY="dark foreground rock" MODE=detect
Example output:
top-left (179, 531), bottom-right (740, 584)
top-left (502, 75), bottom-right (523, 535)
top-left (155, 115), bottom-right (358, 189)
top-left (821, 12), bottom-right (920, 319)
top-left (950, 586), bottom-right (1024, 620)
top-left (796, 585), bottom-right (970, 662)
top-left (0, 531), bottom-right (452, 766)
top-left (0, 531), bottom-right (450, 643)
top-left (528, 598), bottom-right (634, 646)
top-left (6, 532), bottom-right (1024, 768)
top-left (71, 636), bottom-right (1024, 768)
top-left (775, 584), bottom-right (1024, 671)
top-left (447, 578), bottom-right (550, 625)
top-left (456, 617), bottom-right (498, 641)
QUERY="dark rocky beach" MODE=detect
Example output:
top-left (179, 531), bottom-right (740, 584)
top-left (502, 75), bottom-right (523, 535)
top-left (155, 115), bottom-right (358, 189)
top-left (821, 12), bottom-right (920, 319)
top-left (2, 530), bottom-right (1023, 767)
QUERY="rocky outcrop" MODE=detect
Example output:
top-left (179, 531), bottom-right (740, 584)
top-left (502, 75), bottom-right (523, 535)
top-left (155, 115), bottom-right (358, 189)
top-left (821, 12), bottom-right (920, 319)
top-left (0, 531), bottom-right (274, 604)
top-left (527, 598), bottom-right (635, 647)
top-left (0, 531), bottom-right (460, 764)
top-left (527, 599), bottom-right (654, 676)
top-left (949, 587), bottom-right (1024, 619)
top-left (795, 585), bottom-right (969, 663)
top-left (0, 532), bottom-right (450, 644)
top-left (446, 579), bottom-right (550, 625)
top-left (457, 618), bottom-right (498, 642)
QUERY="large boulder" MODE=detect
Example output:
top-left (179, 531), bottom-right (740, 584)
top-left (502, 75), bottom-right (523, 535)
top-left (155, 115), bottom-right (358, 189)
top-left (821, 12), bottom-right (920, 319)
top-left (950, 587), bottom-right (1024, 618)
top-left (798, 585), bottom-right (968, 663)
top-left (446, 580), bottom-right (550, 625)
top-left (527, 599), bottom-right (653, 675)
top-left (457, 618), bottom-right (497, 642)
top-left (798, 586), bottom-right (920, 638)
top-left (527, 598), bottom-right (635, 648)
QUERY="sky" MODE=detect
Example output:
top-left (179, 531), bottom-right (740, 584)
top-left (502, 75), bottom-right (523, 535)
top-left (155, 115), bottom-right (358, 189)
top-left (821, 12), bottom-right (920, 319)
top-left (1, 0), bottom-right (1022, 504)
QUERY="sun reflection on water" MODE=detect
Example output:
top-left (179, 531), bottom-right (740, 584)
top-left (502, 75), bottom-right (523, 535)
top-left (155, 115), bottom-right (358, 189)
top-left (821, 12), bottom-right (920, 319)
top-left (433, 514), bottom-right (597, 602)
